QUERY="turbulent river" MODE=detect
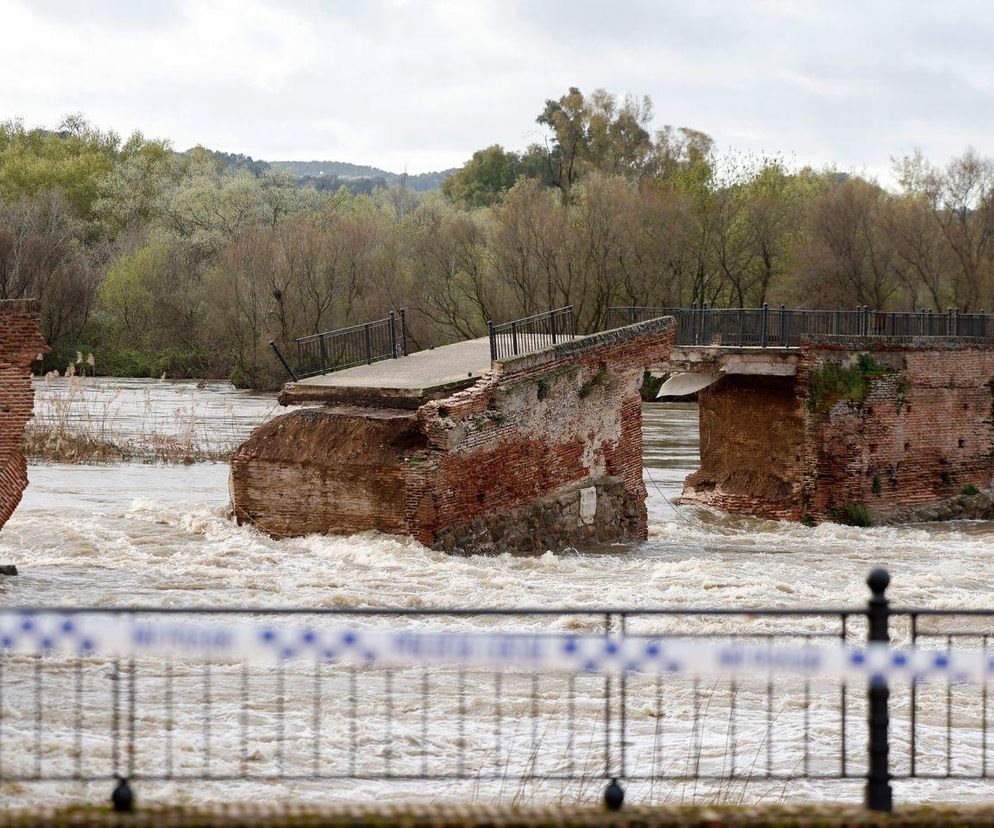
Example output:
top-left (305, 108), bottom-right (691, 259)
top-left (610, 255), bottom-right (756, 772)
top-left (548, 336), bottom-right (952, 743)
top-left (2, 378), bottom-right (994, 808)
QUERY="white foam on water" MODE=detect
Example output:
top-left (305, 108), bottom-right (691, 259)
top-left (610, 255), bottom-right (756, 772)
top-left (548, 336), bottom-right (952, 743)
top-left (1, 384), bottom-right (993, 808)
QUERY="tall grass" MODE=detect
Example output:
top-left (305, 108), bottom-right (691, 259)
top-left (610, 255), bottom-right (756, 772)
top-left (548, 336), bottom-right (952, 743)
top-left (23, 369), bottom-right (246, 464)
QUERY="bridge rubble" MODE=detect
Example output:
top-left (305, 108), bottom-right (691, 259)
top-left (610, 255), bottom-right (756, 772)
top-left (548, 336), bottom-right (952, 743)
top-left (230, 318), bottom-right (675, 552)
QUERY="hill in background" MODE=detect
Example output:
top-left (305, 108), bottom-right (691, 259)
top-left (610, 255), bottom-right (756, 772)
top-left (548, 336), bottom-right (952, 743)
top-left (201, 149), bottom-right (455, 193)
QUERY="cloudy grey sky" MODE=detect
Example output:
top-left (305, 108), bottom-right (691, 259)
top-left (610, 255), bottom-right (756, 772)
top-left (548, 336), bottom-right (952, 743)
top-left (2, 0), bottom-right (992, 180)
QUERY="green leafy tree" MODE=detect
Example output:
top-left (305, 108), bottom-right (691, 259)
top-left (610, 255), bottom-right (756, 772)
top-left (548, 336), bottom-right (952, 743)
top-left (442, 145), bottom-right (522, 207)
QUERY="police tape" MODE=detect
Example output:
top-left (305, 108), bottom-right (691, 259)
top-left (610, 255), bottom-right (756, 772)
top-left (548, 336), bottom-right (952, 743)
top-left (1, 612), bottom-right (991, 684)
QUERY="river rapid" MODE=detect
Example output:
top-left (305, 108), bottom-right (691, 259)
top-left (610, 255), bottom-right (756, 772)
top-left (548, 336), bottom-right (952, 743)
top-left (2, 378), bottom-right (994, 808)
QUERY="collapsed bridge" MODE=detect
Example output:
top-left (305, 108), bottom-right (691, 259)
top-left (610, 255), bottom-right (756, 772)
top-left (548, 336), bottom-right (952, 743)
top-left (231, 305), bottom-right (994, 551)
top-left (639, 306), bottom-right (994, 525)
top-left (231, 309), bottom-right (675, 552)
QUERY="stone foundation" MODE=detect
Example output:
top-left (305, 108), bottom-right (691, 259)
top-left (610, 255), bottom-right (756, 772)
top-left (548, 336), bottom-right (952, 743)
top-left (231, 319), bottom-right (675, 552)
top-left (432, 476), bottom-right (643, 554)
top-left (681, 337), bottom-right (994, 524)
top-left (0, 299), bottom-right (47, 533)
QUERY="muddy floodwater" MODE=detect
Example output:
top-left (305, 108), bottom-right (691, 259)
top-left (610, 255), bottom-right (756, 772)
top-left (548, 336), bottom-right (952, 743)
top-left (2, 378), bottom-right (994, 808)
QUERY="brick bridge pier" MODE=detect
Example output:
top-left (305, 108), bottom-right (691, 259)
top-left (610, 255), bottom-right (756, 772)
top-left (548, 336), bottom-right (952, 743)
top-left (0, 299), bottom-right (47, 534)
top-left (661, 332), bottom-right (994, 525)
top-left (231, 317), bottom-right (675, 552)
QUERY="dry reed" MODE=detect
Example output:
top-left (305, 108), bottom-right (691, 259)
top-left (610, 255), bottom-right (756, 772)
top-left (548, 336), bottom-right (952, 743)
top-left (22, 369), bottom-right (246, 464)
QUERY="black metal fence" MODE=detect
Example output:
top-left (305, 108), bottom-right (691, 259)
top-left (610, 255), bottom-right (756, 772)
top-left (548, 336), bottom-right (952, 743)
top-left (270, 310), bottom-right (409, 381)
top-left (488, 306), bottom-right (575, 361)
top-left (3, 570), bottom-right (994, 813)
top-left (607, 305), bottom-right (994, 347)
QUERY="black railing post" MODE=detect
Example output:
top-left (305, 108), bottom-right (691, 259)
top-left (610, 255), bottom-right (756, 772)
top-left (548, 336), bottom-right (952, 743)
top-left (319, 333), bottom-right (328, 372)
top-left (511, 320), bottom-right (519, 355)
top-left (761, 303), bottom-right (769, 348)
top-left (269, 340), bottom-right (298, 382)
top-left (947, 308), bottom-right (954, 336)
top-left (703, 303), bottom-right (710, 345)
top-left (363, 323), bottom-right (373, 364)
top-left (112, 776), bottom-right (134, 813)
top-left (865, 568), bottom-right (893, 813)
top-left (780, 304), bottom-right (787, 346)
top-left (388, 311), bottom-right (398, 358)
top-left (629, 306), bottom-right (636, 325)
top-left (487, 320), bottom-right (496, 362)
top-left (602, 611), bottom-right (624, 811)
top-left (400, 309), bottom-right (409, 356)
top-left (550, 308), bottom-right (558, 345)
top-left (691, 301), bottom-right (698, 345)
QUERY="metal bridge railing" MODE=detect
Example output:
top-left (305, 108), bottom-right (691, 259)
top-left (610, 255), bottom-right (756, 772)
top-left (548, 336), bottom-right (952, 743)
top-left (488, 306), bottom-right (575, 361)
top-left (270, 310), bottom-right (409, 381)
top-left (5, 570), bottom-right (994, 813)
top-left (607, 305), bottom-right (994, 347)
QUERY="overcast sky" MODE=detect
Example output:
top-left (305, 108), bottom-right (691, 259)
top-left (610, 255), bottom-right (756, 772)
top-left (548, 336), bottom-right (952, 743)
top-left (2, 0), bottom-right (992, 181)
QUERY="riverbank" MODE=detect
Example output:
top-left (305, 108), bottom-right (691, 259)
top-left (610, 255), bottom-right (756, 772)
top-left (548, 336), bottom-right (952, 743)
top-left (23, 375), bottom-right (282, 464)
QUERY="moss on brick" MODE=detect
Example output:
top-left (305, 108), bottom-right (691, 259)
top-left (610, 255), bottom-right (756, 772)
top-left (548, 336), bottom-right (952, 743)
top-left (578, 367), bottom-right (608, 399)
top-left (806, 354), bottom-right (894, 415)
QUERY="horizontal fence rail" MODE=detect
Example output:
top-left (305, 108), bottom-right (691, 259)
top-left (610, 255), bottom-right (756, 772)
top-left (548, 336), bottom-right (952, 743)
top-left (271, 310), bottom-right (409, 381)
top-left (607, 305), bottom-right (994, 348)
top-left (9, 571), bottom-right (994, 813)
top-left (488, 306), bottom-right (575, 361)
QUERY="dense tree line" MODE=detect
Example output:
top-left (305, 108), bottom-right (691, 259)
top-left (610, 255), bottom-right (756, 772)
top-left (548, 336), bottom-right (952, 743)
top-left (3, 90), bottom-right (994, 389)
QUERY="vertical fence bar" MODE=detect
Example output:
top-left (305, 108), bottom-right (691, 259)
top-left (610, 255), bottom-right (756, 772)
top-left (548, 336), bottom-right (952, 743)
top-left (487, 320), bottom-right (496, 362)
top-left (511, 320), bottom-right (519, 356)
top-left (603, 611), bottom-right (624, 811)
top-left (400, 309), bottom-right (409, 356)
top-left (761, 303), bottom-right (769, 348)
top-left (865, 568), bottom-right (893, 812)
top-left (388, 311), bottom-right (397, 358)
top-left (550, 309), bottom-right (558, 344)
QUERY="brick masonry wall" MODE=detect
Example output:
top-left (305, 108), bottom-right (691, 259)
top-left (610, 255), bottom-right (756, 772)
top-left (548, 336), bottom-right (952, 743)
top-left (404, 320), bottom-right (675, 548)
top-left (231, 319), bottom-right (675, 551)
top-left (0, 299), bottom-right (48, 532)
top-left (681, 338), bottom-right (994, 524)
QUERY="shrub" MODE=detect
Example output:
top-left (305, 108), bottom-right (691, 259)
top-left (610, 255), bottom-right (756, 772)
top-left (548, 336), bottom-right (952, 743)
top-left (807, 355), bottom-right (894, 415)
top-left (837, 504), bottom-right (873, 527)
top-left (961, 484), bottom-right (981, 496)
